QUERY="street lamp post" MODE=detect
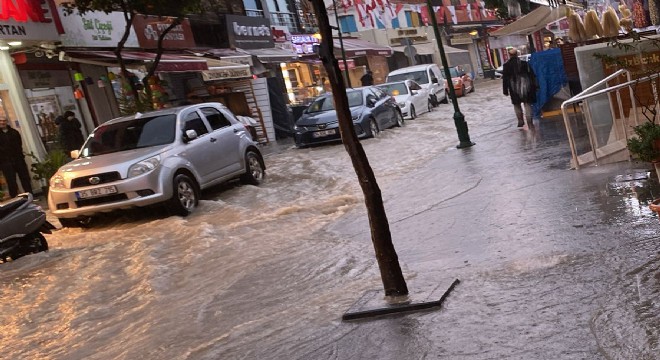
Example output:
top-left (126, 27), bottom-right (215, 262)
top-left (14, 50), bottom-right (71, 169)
top-left (331, 0), bottom-right (351, 88)
top-left (427, 0), bottom-right (474, 148)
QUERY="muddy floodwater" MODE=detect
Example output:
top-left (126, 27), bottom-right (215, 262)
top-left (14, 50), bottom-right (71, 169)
top-left (1, 80), bottom-right (658, 359)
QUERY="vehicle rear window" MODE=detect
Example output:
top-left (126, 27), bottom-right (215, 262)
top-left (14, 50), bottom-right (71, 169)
top-left (81, 115), bottom-right (176, 157)
top-left (306, 90), bottom-right (363, 113)
top-left (387, 71), bottom-right (429, 84)
top-left (378, 83), bottom-right (409, 96)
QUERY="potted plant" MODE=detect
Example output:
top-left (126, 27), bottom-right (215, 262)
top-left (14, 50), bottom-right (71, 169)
top-left (30, 150), bottom-right (69, 195)
top-left (627, 121), bottom-right (660, 163)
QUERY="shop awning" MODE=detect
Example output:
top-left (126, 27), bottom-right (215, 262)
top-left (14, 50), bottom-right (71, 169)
top-left (239, 47), bottom-right (298, 63)
top-left (201, 48), bottom-right (253, 66)
top-left (489, 5), bottom-right (568, 37)
top-left (62, 50), bottom-right (209, 72)
top-left (333, 38), bottom-right (393, 58)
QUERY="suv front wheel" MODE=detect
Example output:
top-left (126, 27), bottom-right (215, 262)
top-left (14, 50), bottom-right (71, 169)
top-left (168, 174), bottom-right (198, 216)
top-left (240, 150), bottom-right (265, 185)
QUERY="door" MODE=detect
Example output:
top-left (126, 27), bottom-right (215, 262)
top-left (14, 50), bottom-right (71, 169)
top-left (368, 87), bottom-right (392, 128)
top-left (200, 106), bottom-right (243, 180)
top-left (429, 67), bottom-right (444, 101)
top-left (179, 110), bottom-right (214, 183)
top-left (408, 80), bottom-right (426, 112)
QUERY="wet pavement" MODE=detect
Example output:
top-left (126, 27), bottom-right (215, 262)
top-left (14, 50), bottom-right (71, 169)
top-left (314, 95), bottom-right (660, 358)
top-left (3, 79), bottom-right (659, 359)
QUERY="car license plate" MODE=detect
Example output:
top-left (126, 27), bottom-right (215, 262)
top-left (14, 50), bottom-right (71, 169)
top-left (313, 129), bottom-right (337, 138)
top-left (76, 185), bottom-right (118, 199)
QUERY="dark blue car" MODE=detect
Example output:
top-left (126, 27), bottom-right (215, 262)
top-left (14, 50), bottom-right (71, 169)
top-left (293, 86), bottom-right (403, 148)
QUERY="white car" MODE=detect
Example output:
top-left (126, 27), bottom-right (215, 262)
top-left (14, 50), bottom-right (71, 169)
top-left (386, 64), bottom-right (447, 106)
top-left (377, 80), bottom-right (431, 119)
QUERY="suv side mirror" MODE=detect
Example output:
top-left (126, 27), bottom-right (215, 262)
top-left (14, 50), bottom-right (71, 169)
top-left (184, 129), bottom-right (198, 142)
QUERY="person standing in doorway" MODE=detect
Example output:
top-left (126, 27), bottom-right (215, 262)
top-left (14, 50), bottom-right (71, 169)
top-left (360, 70), bottom-right (374, 86)
top-left (0, 118), bottom-right (33, 198)
top-left (59, 111), bottom-right (85, 153)
top-left (502, 48), bottom-right (537, 128)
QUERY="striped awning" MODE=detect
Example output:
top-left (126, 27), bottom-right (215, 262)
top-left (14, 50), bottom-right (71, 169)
top-left (333, 38), bottom-right (393, 58)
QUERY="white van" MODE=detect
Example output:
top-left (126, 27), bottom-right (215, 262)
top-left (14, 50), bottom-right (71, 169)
top-left (386, 64), bottom-right (447, 106)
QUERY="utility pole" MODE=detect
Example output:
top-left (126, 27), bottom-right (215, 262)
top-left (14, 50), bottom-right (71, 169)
top-left (427, 0), bottom-right (474, 148)
top-left (331, 0), bottom-right (351, 88)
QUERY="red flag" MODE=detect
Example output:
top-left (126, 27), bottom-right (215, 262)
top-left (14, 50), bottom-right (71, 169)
top-left (420, 5), bottom-right (429, 26)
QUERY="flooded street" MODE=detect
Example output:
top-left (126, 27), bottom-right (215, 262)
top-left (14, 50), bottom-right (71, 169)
top-left (1, 80), bottom-right (659, 359)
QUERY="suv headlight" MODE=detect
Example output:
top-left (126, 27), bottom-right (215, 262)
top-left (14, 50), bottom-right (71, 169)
top-left (453, 79), bottom-right (460, 85)
top-left (351, 115), bottom-right (360, 122)
top-left (128, 156), bottom-right (160, 178)
top-left (398, 102), bottom-right (406, 107)
top-left (50, 174), bottom-right (65, 189)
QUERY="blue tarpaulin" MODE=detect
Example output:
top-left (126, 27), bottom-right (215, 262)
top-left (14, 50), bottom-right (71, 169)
top-left (529, 48), bottom-right (567, 118)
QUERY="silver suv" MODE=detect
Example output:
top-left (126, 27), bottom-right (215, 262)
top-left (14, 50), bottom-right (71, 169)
top-left (48, 102), bottom-right (265, 227)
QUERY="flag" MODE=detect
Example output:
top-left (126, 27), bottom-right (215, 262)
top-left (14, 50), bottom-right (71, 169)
top-left (420, 5), bottom-right (430, 25)
top-left (447, 5), bottom-right (457, 24)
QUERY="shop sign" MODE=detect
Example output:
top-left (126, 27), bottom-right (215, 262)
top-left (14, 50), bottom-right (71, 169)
top-left (225, 14), bottom-right (273, 49)
top-left (338, 59), bottom-right (355, 71)
top-left (450, 33), bottom-right (475, 45)
top-left (202, 67), bottom-right (252, 82)
top-left (0, 0), bottom-right (61, 40)
top-left (272, 25), bottom-right (290, 42)
top-left (19, 70), bottom-right (71, 88)
top-left (58, 7), bottom-right (138, 47)
top-left (133, 16), bottom-right (195, 49)
top-left (291, 34), bottom-right (319, 55)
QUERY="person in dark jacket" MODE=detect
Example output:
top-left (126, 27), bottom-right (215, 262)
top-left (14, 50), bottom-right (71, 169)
top-left (58, 111), bottom-right (85, 152)
top-left (0, 118), bottom-right (33, 197)
top-left (502, 48), bottom-right (537, 128)
top-left (360, 70), bottom-right (374, 86)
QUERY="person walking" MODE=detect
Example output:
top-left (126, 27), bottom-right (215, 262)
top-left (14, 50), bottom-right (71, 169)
top-left (360, 70), bottom-right (374, 86)
top-left (0, 118), bottom-right (33, 197)
top-left (502, 48), bottom-right (537, 128)
top-left (58, 111), bottom-right (85, 152)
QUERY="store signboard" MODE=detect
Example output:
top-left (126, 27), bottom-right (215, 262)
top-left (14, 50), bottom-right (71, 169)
top-left (450, 33), bottom-right (475, 45)
top-left (133, 16), bottom-right (195, 49)
top-left (291, 34), bottom-right (319, 55)
top-left (225, 14), bottom-right (273, 49)
top-left (58, 7), bottom-right (139, 47)
top-left (202, 66), bottom-right (252, 82)
top-left (20, 70), bottom-right (71, 89)
top-left (0, 0), bottom-right (61, 40)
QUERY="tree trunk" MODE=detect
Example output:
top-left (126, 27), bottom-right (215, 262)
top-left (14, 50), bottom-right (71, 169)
top-left (115, 11), bottom-right (142, 109)
top-left (310, 0), bottom-right (408, 296)
top-left (143, 18), bottom-right (182, 107)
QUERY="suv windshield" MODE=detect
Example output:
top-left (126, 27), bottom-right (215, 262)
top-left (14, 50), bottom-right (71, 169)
top-left (387, 71), bottom-right (429, 84)
top-left (378, 82), bottom-right (409, 96)
top-left (81, 114), bottom-right (177, 157)
top-left (307, 90), bottom-right (363, 113)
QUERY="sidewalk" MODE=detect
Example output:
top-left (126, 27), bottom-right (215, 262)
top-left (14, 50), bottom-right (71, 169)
top-left (321, 101), bottom-right (660, 358)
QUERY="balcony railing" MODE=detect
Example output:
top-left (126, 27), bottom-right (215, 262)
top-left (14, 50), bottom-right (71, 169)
top-left (245, 9), bottom-right (264, 17)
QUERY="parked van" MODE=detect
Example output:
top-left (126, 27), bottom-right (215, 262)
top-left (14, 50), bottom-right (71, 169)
top-left (386, 64), bottom-right (447, 106)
